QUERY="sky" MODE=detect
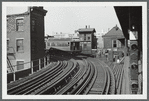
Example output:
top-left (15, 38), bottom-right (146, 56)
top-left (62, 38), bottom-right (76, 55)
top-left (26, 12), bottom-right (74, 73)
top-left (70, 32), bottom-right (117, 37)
top-left (7, 5), bottom-right (121, 35)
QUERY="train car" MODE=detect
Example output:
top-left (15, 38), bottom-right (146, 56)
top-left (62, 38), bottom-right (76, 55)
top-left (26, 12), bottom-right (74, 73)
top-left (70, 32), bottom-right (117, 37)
top-left (70, 41), bottom-right (81, 54)
top-left (45, 37), bottom-right (82, 54)
top-left (45, 33), bottom-right (97, 55)
top-left (45, 38), bottom-right (71, 51)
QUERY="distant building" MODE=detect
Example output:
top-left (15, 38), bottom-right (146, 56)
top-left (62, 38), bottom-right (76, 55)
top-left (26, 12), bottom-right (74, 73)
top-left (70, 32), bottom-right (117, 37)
top-left (77, 26), bottom-right (97, 54)
top-left (68, 33), bottom-right (79, 39)
top-left (51, 32), bottom-right (79, 39)
top-left (7, 7), bottom-right (47, 72)
top-left (102, 25), bottom-right (126, 61)
top-left (52, 32), bottom-right (68, 38)
top-left (102, 25), bottom-right (125, 50)
top-left (45, 26), bottom-right (97, 54)
top-left (95, 30), bottom-right (107, 49)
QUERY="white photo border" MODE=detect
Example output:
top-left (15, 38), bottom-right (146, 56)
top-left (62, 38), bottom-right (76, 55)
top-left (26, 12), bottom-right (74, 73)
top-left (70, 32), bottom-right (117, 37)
top-left (2, 2), bottom-right (147, 99)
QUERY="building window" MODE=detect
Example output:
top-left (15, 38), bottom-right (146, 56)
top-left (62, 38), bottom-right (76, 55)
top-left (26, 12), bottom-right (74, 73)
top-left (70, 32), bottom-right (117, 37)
top-left (16, 39), bottom-right (24, 52)
top-left (17, 61), bottom-right (24, 70)
top-left (113, 40), bottom-right (117, 48)
top-left (84, 34), bottom-right (86, 41)
top-left (88, 37), bottom-right (90, 41)
top-left (16, 18), bottom-right (24, 31)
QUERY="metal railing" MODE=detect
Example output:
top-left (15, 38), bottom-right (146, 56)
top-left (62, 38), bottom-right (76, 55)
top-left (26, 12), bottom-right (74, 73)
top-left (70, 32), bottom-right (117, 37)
top-left (7, 55), bottom-right (51, 82)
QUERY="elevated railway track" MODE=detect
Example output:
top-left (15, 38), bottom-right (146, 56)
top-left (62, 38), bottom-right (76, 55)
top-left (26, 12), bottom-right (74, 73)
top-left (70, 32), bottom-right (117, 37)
top-left (7, 54), bottom-right (124, 95)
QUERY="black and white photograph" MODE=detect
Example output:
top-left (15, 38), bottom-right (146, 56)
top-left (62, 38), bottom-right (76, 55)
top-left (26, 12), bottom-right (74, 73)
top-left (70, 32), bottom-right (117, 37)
top-left (2, 2), bottom-right (147, 99)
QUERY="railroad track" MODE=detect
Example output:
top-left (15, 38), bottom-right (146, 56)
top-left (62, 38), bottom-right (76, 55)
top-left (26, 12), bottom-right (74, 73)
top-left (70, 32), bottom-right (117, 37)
top-left (54, 59), bottom-right (96, 95)
top-left (7, 59), bottom-right (77, 95)
top-left (7, 55), bottom-right (123, 95)
top-left (87, 58), bottom-right (107, 94)
top-left (7, 61), bottom-right (64, 94)
top-left (98, 60), bottom-right (115, 94)
top-left (7, 62), bottom-right (57, 89)
top-left (87, 58), bottom-right (115, 95)
top-left (105, 60), bottom-right (124, 94)
top-left (74, 60), bottom-right (97, 94)
top-left (35, 59), bottom-right (78, 95)
top-left (112, 64), bottom-right (124, 94)
top-left (52, 57), bottom-right (116, 95)
top-left (55, 60), bottom-right (87, 94)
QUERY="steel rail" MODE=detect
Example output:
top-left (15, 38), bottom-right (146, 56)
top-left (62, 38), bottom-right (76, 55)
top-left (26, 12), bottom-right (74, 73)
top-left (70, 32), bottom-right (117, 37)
top-left (17, 61), bottom-right (67, 95)
top-left (83, 61), bottom-right (97, 94)
top-left (87, 58), bottom-right (107, 95)
top-left (7, 61), bottom-right (62, 94)
top-left (75, 60), bottom-right (96, 94)
top-left (104, 67), bottom-right (111, 94)
top-left (35, 59), bottom-right (77, 94)
top-left (99, 61), bottom-right (115, 94)
top-left (117, 68), bottom-right (124, 94)
top-left (55, 60), bottom-right (86, 95)
top-left (35, 60), bottom-right (74, 94)
top-left (7, 62), bottom-right (56, 89)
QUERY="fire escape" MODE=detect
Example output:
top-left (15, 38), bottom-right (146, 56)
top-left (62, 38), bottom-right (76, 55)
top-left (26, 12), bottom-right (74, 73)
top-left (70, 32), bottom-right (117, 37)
top-left (7, 47), bottom-right (15, 73)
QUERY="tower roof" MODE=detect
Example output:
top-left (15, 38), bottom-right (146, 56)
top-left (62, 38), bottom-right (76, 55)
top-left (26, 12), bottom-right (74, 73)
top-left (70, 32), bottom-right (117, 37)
top-left (77, 28), bottom-right (96, 33)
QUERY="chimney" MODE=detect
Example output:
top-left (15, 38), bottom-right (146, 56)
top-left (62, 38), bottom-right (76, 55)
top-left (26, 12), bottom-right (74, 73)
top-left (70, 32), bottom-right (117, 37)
top-left (115, 25), bottom-right (119, 30)
top-left (86, 25), bottom-right (87, 29)
top-left (28, 7), bottom-right (31, 12)
top-left (75, 30), bottom-right (78, 33)
top-left (88, 25), bottom-right (90, 28)
top-left (38, 7), bottom-right (43, 9)
top-left (108, 28), bottom-right (110, 31)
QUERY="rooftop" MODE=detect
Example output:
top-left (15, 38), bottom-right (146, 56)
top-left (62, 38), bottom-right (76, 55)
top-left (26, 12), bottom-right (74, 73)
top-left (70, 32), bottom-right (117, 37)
top-left (102, 25), bottom-right (124, 39)
top-left (77, 28), bottom-right (96, 32)
top-left (48, 38), bottom-right (72, 41)
top-left (7, 6), bottom-right (47, 17)
top-left (7, 11), bottom-right (30, 17)
top-left (77, 25), bottom-right (96, 33)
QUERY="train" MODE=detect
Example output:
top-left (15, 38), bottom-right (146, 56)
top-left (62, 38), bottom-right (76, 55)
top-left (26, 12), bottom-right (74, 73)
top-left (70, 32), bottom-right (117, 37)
top-left (45, 37), bottom-right (97, 56)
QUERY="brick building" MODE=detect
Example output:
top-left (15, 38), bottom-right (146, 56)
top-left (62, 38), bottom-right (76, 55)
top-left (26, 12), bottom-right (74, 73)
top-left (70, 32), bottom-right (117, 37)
top-left (7, 7), bottom-right (47, 72)
top-left (102, 25), bottom-right (126, 50)
top-left (77, 26), bottom-right (97, 54)
top-left (102, 25), bottom-right (126, 61)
